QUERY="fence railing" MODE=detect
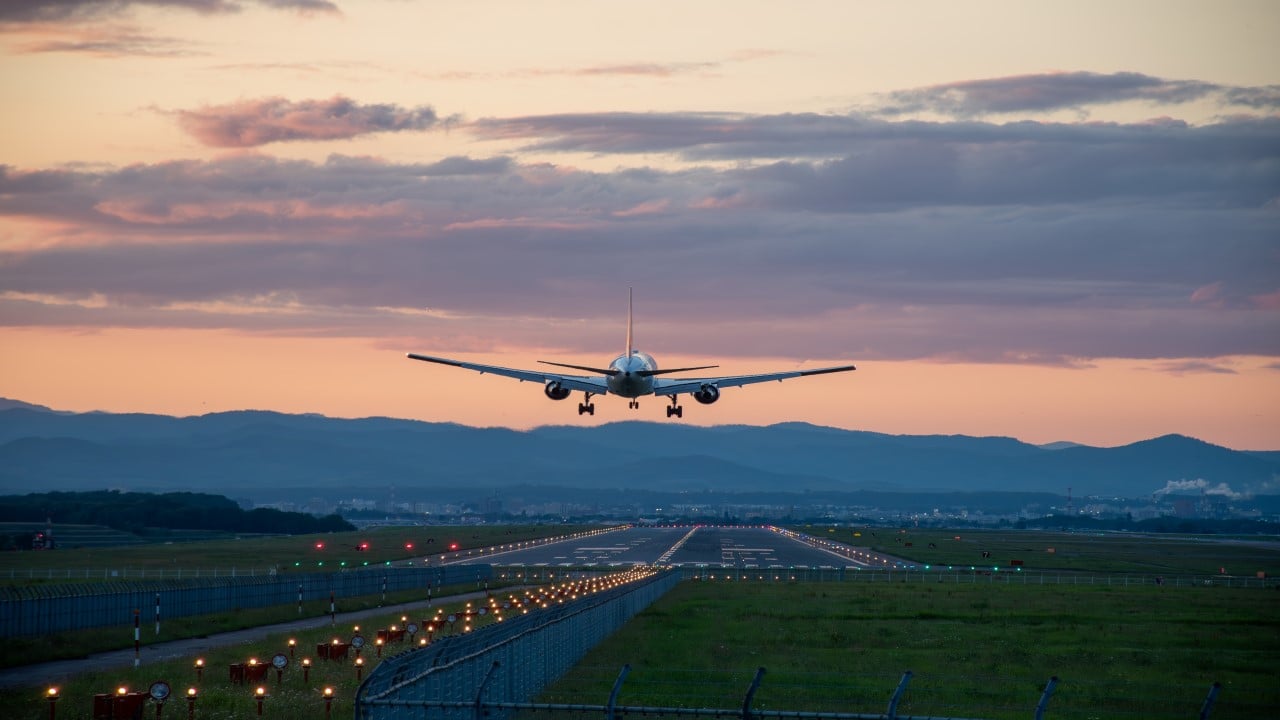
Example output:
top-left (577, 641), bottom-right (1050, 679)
top-left (355, 569), bottom-right (681, 720)
top-left (0, 565), bottom-right (492, 637)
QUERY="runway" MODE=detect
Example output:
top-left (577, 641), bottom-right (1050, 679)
top-left (447, 525), bottom-right (907, 569)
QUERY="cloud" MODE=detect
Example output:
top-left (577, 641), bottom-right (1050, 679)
top-left (1251, 289), bottom-right (1280, 310)
top-left (1190, 282), bottom-right (1222, 304)
top-left (174, 96), bottom-right (446, 147)
top-left (472, 112), bottom-right (1280, 212)
top-left (0, 141), bottom-right (1276, 363)
top-left (1147, 360), bottom-right (1239, 376)
top-left (2, 80), bottom-right (1277, 362)
top-left (2, 1), bottom-right (337, 56)
top-left (473, 110), bottom-right (1276, 170)
top-left (873, 71), bottom-right (1280, 117)
top-left (12, 24), bottom-right (197, 56)
top-left (532, 61), bottom-right (721, 79)
top-left (0, 0), bottom-right (337, 24)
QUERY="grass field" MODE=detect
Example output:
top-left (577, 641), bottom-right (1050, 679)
top-left (0, 524), bottom-right (601, 584)
top-left (535, 580), bottom-right (1279, 720)
top-left (796, 525), bottom-right (1280, 577)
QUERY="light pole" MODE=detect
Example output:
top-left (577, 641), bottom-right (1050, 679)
top-left (45, 688), bottom-right (58, 720)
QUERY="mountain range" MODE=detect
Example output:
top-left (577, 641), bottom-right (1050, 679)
top-left (1, 398), bottom-right (1277, 500)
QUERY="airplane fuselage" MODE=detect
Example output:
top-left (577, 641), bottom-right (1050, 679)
top-left (607, 351), bottom-right (658, 398)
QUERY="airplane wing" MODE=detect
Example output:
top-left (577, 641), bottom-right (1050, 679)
top-left (651, 364), bottom-right (855, 396)
top-left (406, 353), bottom-right (611, 394)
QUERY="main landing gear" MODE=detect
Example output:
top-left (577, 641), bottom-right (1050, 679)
top-left (578, 393), bottom-right (595, 416)
top-left (665, 395), bottom-right (683, 418)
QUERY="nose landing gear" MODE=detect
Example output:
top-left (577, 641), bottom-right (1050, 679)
top-left (628, 400), bottom-right (639, 410)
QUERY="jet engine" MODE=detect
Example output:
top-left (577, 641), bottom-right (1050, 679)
top-left (693, 384), bottom-right (720, 405)
top-left (544, 382), bottom-right (571, 401)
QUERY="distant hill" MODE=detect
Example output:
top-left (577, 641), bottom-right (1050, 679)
top-left (0, 398), bottom-right (66, 414)
top-left (1, 399), bottom-right (1277, 499)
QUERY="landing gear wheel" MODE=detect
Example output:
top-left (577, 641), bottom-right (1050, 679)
top-left (665, 395), bottom-right (683, 418)
top-left (628, 400), bottom-right (639, 410)
top-left (578, 402), bottom-right (595, 416)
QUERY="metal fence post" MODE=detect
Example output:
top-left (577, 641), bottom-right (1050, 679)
top-left (474, 661), bottom-right (500, 720)
top-left (606, 664), bottom-right (630, 720)
top-left (885, 670), bottom-right (912, 719)
top-left (1199, 681), bottom-right (1222, 719)
top-left (742, 667), bottom-right (765, 720)
top-left (1034, 676), bottom-right (1058, 720)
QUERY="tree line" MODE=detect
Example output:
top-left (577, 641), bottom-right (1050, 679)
top-left (0, 490), bottom-right (354, 537)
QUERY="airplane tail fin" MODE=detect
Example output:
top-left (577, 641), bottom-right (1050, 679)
top-left (625, 287), bottom-right (633, 358)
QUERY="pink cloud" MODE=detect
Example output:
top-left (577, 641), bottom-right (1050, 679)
top-left (691, 193), bottom-right (745, 210)
top-left (443, 217), bottom-right (603, 232)
top-left (1190, 282), bottom-right (1222, 304)
top-left (1251, 289), bottom-right (1280, 310)
top-left (0, 1), bottom-right (337, 25)
top-left (175, 96), bottom-right (443, 148)
top-left (612, 199), bottom-right (670, 217)
top-left (8, 23), bottom-right (195, 57)
top-left (94, 199), bottom-right (411, 225)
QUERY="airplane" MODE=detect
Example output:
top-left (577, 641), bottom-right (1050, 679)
top-left (406, 291), bottom-right (855, 418)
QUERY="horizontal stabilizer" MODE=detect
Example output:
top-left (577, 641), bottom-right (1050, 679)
top-left (538, 360), bottom-right (620, 376)
top-left (636, 365), bottom-right (719, 377)
top-left (800, 364), bottom-right (857, 376)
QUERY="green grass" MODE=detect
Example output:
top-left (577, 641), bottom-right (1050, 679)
top-left (535, 580), bottom-right (1280, 720)
top-left (0, 524), bottom-right (602, 585)
top-left (795, 525), bottom-right (1280, 577)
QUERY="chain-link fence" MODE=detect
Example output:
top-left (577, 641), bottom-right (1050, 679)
top-left (0, 565), bottom-right (491, 637)
top-left (355, 569), bottom-right (680, 720)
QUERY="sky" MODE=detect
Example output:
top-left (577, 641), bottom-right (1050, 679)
top-left (1, 0), bottom-right (1278, 449)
